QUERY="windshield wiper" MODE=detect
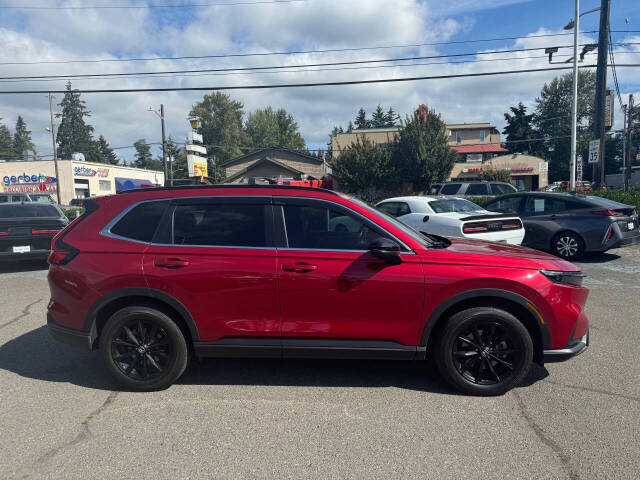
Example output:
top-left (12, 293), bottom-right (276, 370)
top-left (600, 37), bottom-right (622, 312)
top-left (419, 231), bottom-right (451, 248)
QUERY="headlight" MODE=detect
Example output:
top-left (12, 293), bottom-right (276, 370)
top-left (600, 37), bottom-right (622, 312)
top-left (540, 270), bottom-right (585, 287)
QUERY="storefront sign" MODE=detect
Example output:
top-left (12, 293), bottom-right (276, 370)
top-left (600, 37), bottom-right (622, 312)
top-left (187, 154), bottom-right (208, 177)
top-left (2, 173), bottom-right (56, 187)
top-left (462, 167), bottom-right (483, 173)
top-left (74, 166), bottom-right (97, 176)
top-left (509, 167), bottom-right (534, 173)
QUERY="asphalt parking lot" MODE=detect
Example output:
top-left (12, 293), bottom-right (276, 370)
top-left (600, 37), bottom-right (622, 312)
top-left (1, 247), bottom-right (639, 480)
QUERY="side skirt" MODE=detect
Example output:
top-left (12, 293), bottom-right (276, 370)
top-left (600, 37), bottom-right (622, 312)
top-left (194, 338), bottom-right (426, 361)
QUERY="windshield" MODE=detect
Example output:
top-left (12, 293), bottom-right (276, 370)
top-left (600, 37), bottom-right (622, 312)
top-left (428, 199), bottom-right (483, 214)
top-left (347, 196), bottom-right (433, 247)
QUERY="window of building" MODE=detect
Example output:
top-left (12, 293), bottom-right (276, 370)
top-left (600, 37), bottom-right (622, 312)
top-left (456, 131), bottom-right (462, 144)
top-left (465, 183), bottom-right (489, 195)
top-left (172, 203), bottom-right (266, 247)
top-left (283, 204), bottom-right (387, 251)
top-left (110, 200), bottom-right (169, 242)
top-left (480, 130), bottom-right (486, 142)
top-left (440, 184), bottom-right (462, 195)
top-left (99, 180), bottom-right (111, 191)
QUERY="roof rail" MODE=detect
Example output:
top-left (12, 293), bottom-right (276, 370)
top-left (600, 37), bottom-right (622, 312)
top-left (118, 184), bottom-right (339, 196)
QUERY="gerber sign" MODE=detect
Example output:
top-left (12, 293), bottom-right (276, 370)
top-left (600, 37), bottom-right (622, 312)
top-left (2, 173), bottom-right (57, 193)
top-left (74, 166), bottom-right (97, 176)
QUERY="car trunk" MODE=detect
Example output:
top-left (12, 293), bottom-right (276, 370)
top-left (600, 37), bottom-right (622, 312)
top-left (0, 217), bottom-right (67, 255)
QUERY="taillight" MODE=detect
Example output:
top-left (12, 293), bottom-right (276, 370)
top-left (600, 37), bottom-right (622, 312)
top-left (32, 229), bottom-right (61, 235)
top-left (0, 231), bottom-right (8, 236)
top-left (463, 225), bottom-right (489, 233)
top-left (591, 209), bottom-right (625, 217)
top-left (501, 221), bottom-right (522, 230)
top-left (607, 228), bottom-right (614, 240)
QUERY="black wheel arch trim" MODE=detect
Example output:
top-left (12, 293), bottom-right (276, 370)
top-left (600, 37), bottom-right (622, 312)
top-left (420, 288), bottom-right (551, 349)
top-left (84, 286), bottom-right (201, 346)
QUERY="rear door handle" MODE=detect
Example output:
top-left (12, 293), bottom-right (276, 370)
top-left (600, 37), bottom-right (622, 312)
top-left (154, 257), bottom-right (190, 269)
top-left (282, 262), bottom-right (317, 273)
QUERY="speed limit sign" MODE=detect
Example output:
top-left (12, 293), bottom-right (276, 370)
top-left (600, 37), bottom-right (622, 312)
top-left (588, 139), bottom-right (599, 164)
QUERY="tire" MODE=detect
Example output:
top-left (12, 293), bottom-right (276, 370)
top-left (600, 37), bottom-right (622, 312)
top-left (552, 231), bottom-right (585, 260)
top-left (435, 307), bottom-right (533, 396)
top-left (99, 306), bottom-right (189, 392)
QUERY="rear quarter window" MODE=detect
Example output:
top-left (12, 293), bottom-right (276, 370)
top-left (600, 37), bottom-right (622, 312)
top-left (440, 184), bottom-right (462, 195)
top-left (110, 200), bottom-right (168, 242)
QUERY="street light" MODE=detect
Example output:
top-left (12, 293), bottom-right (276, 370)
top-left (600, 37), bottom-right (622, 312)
top-left (564, 2), bottom-right (600, 191)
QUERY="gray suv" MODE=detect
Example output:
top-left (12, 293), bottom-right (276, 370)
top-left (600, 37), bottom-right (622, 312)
top-left (435, 181), bottom-right (517, 197)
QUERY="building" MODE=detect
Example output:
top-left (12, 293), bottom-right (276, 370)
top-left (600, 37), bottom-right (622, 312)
top-left (449, 153), bottom-right (549, 191)
top-left (331, 123), bottom-right (507, 161)
top-left (224, 147), bottom-right (329, 184)
top-left (0, 159), bottom-right (164, 205)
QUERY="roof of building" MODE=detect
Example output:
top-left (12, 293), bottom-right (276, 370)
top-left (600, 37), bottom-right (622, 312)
top-left (223, 146), bottom-right (323, 167)
top-left (334, 127), bottom-right (401, 135)
top-left (225, 156), bottom-right (306, 183)
top-left (446, 123), bottom-right (493, 129)
top-left (451, 144), bottom-right (508, 153)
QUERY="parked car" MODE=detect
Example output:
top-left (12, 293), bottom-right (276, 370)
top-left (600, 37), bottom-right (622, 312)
top-left (0, 192), bottom-right (56, 204)
top-left (560, 181), bottom-right (592, 192)
top-left (375, 196), bottom-right (524, 245)
top-left (483, 192), bottom-right (639, 259)
top-left (435, 180), bottom-right (517, 197)
top-left (0, 203), bottom-right (68, 261)
top-left (47, 185), bottom-right (589, 396)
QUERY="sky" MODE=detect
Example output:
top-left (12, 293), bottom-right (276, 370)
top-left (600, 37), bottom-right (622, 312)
top-left (0, 0), bottom-right (639, 162)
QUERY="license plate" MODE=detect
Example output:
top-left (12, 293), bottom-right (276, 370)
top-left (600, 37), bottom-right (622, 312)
top-left (629, 222), bottom-right (636, 231)
top-left (13, 245), bottom-right (30, 253)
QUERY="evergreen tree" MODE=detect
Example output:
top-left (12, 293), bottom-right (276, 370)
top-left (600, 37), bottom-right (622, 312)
top-left (347, 121), bottom-right (354, 133)
top-left (56, 81), bottom-right (96, 160)
top-left (166, 137), bottom-right (188, 180)
top-left (133, 139), bottom-right (153, 169)
top-left (13, 116), bottom-right (36, 159)
top-left (392, 104), bottom-right (456, 192)
top-left (385, 107), bottom-right (399, 127)
top-left (354, 108), bottom-right (369, 129)
top-left (503, 103), bottom-right (536, 154)
top-left (96, 135), bottom-right (118, 165)
top-left (371, 105), bottom-right (386, 128)
top-left (0, 121), bottom-right (14, 159)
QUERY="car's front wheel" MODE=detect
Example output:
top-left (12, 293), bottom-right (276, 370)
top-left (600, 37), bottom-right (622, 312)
top-left (99, 306), bottom-right (189, 391)
top-left (435, 307), bottom-right (533, 396)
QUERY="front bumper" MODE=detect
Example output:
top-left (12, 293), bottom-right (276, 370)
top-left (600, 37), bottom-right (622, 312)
top-left (543, 329), bottom-right (589, 361)
top-left (47, 313), bottom-right (95, 349)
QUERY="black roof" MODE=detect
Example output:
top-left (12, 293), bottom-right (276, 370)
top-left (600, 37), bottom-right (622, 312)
top-left (118, 184), bottom-right (338, 196)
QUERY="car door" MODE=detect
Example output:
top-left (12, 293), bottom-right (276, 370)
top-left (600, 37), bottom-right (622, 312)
top-left (142, 196), bottom-right (281, 343)
top-left (519, 195), bottom-right (568, 248)
top-left (274, 197), bottom-right (425, 349)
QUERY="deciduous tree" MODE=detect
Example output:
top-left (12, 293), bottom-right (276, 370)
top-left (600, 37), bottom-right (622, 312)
top-left (245, 106), bottom-right (306, 151)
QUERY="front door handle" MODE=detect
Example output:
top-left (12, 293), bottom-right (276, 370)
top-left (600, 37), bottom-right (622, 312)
top-left (282, 262), bottom-right (317, 273)
top-left (154, 257), bottom-right (190, 269)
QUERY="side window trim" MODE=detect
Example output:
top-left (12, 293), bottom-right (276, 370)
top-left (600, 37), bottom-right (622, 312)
top-left (273, 196), bottom-right (412, 253)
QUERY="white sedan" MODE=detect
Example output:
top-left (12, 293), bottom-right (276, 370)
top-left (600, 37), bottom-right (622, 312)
top-left (375, 196), bottom-right (525, 245)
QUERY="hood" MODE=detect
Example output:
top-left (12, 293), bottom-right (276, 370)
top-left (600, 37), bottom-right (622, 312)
top-left (419, 237), bottom-right (579, 271)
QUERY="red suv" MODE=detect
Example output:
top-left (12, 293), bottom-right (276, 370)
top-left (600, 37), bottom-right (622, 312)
top-left (47, 186), bottom-right (589, 395)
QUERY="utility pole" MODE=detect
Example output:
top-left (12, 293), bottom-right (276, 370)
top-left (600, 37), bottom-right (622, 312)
top-left (48, 93), bottom-right (61, 205)
top-left (569, 0), bottom-right (580, 191)
top-left (626, 94), bottom-right (634, 192)
top-left (160, 104), bottom-right (168, 186)
top-left (593, 0), bottom-right (611, 187)
top-left (622, 103), bottom-right (627, 192)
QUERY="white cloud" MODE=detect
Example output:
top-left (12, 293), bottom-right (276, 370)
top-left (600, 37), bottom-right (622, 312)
top-left (0, 1), bottom-right (638, 161)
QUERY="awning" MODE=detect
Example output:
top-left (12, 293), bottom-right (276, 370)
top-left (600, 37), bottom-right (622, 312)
top-left (115, 177), bottom-right (158, 192)
top-left (451, 144), bottom-right (508, 153)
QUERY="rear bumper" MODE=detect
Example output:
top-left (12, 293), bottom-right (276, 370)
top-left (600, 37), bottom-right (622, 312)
top-left (0, 249), bottom-right (50, 261)
top-left (543, 330), bottom-right (589, 361)
top-left (47, 313), bottom-right (95, 349)
top-left (611, 232), bottom-right (640, 249)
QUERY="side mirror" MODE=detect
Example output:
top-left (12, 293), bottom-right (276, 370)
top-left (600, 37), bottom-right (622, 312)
top-left (423, 215), bottom-right (430, 222)
top-left (368, 238), bottom-right (402, 265)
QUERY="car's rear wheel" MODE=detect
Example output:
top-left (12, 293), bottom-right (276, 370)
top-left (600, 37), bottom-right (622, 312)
top-left (99, 306), bottom-right (188, 391)
top-left (552, 231), bottom-right (584, 259)
top-left (435, 307), bottom-right (533, 396)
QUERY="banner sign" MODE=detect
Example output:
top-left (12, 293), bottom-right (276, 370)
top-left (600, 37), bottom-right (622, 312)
top-left (187, 154), bottom-right (208, 177)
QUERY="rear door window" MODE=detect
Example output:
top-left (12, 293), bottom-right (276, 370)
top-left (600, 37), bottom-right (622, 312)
top-left (440, 184), bottom-right (462, 195)
top-left (171, 203), bottom-right (267, 247)
top-left (523, 196), bottom-right (583, 214)
top-left (485, 196), bottom-right (523, 214)
top-left (110, 200), bottom-right (169, 242)
top-left (465, 184), bottom-right (489, 195)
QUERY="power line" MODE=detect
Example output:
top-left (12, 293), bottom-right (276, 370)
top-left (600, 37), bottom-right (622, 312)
top-left (608, 31), bottom-right (625, 111)
top-left (1, 53), bottom-right (594, 84)
top-left (0, 0), bottom-right (307, 10)
top-left (2, 63), bottom-right (639, 95)
top-left (4, 43), bottom-right (633, 81)
top-left (0, 31), bottom-right (617, 66)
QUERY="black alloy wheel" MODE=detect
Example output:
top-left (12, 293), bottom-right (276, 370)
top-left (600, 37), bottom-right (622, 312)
top-left (100, 306), bottom-right (188, 391)
top-left (453, 321), bottom-right (521, 386)
top-left (111, 319), bottom-right (171, 381)
top-left (552, 231), bottom-right (584, 259)
top-left (436, 307), bottom-right (533, 396)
